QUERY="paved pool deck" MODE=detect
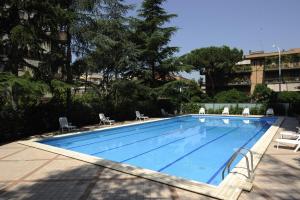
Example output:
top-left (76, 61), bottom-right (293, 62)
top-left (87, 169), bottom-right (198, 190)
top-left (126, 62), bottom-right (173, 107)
top-left (0, 117), bottom-right (299, 200)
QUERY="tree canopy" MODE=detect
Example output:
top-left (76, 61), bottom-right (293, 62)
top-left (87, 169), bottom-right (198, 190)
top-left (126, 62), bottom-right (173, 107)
top-left (132, 0), bottom-right (179, 85)
top-left (181, 46), bottom-right (243, 94)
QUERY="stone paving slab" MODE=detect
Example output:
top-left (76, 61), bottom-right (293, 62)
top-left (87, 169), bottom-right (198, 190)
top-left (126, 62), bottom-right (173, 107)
top-left (0, 148), bottom-right (27, 159)
top-left (0, 160), bottom-right (48, 181)
top-left (25, 159), bottom-right (100, 181)
top-left (0, 142), bottom-right (26, 149)
top-left (3, 148), bottom-right (57, 161)
top-left (0, 180), bottom-right (90, 200)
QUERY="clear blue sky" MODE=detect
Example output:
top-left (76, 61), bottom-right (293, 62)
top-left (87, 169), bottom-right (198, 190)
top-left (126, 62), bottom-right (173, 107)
top-left (126, 0), bottom-right (300, 56)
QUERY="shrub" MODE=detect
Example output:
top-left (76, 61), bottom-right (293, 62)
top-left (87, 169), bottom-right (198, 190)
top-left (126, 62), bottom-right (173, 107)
top-left (277, 91), bottom-right (300, 103)
top-left (107, 80), bottom-right (159, 119)
top-left (252, 84), bottom-right (274, 103)
top-left (182, 103), bottom-right (201, 113)
top-left (214, 89), bottom-right (250, 103)
top-left (229, 105), bottom-right (243, 114)
top-left (157, 80), bottom-right (204, 110)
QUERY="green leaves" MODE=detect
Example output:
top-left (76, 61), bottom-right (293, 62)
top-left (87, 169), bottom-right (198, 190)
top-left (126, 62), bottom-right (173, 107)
top-left (252, 84), bottom-right (274, 103)
top-left (157, 80), bottom-right (203, 108)
top-left (181, 46), bottom-right (243, 94)
top-left (0, 73), bottom-right (48, 109)
top-left (133, 0), bottom-right (178, 83)
top-left (277, 91), bottom-right (300, 103)
top-left (50, 79), bottom-right (72, 98)
top-left (214, 89), bottom-right (250, 103)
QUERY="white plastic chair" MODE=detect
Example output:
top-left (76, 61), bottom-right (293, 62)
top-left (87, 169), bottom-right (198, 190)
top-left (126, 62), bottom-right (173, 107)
top-left (161, 108), bottom-right (173, 117)
top-left (222, 107), bottom-right (229, 115)
top-left (199, 107), bottom-right (205, 115)
top-left (135, 111), bottom-right (149, 121)
top-left (266, 108), bottom-right (274, 116)
top-left (59, 117), bottom-right (76, 132)
top-left (242, 108), bottom-right (250, 116)
top-left (99, 113), bottom-right (115, 125)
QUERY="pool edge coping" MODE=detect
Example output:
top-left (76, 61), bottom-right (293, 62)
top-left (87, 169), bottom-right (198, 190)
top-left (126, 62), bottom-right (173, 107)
top-left (18, 115), bottom-right (284, 200)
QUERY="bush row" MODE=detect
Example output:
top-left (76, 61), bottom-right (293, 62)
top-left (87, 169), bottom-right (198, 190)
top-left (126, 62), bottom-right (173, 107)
top-left (182, 103), bottom-right (267, 115)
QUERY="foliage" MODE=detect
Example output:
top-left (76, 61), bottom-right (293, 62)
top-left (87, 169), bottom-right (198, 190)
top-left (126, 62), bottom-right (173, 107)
top-left (252, 84), bottom-right (274, 103)
top-left (214, 89), bottom-right (250, 103)
top-left (181, 46), bottom-right (243, 94)
top-left (182, 103), bottom-right (266, 115)
top-left (132, 0), bottom-right (179, 84)
top-left (85, 0), bottom-right (139, 86)
top-left (0, 73), bottom-right (48, 109)
top-left (106, 79), bottom-right (158, 119)
top-left (49, 79), bottom-right (73, 100)
top-left (0, 73), bottom-right (49, 141)
top-left (277, 91), bottom-right (300, 103)
top-left (157, 80), bottom-right (204, 109)
top-left (0, 0), bottom-right (70, 77)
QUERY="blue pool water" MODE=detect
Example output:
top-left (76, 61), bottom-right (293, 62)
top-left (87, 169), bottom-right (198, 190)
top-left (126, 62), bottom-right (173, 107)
top-left (41, 115), bottom-right (276, 185)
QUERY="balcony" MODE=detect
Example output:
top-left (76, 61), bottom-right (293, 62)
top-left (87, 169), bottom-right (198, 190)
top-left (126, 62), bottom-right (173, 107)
top-left (264, 63), bottom-right (300, 71)
top-left (232, 65), bottom-right (252, 73)
top-left (264, 76), bottom-right (300, 84)
top-left (227, 78), bottom-right (251, 86)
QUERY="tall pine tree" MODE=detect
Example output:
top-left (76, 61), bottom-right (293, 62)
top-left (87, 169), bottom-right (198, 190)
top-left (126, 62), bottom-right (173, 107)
top-left (133, 0), bottom-right (178, 85)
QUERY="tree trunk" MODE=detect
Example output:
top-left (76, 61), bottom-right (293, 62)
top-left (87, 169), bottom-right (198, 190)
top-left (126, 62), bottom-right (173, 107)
top-left (207, 71), bottom-right (215, 95)
top-left (85, 70), bottom-right (88, 92)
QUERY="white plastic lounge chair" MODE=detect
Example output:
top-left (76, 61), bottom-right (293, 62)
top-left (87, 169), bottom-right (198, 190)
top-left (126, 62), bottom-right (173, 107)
top-left (161, 108), bottom-right (173, 117)
top-left (99, 113), bottom-right (115, 125)
top-left (199, 107), bottom-right (205, 115)
top-left (276, 135), bottom-right (300, 152)
top-left (266, 108), bottom-right (274, 116)
top-left (280, 127), bottom-right (300, 138)
top-left (242, 108), bottom-right (250, 116)
top-left (59, 117), bottom-right (76, 132)
top-left (222, 107), bottom-right (229, 115)
top-left (136, 111), bottom-right (149, 121)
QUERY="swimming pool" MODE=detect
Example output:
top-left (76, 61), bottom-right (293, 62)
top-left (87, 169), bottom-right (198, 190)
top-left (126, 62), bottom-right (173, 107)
top-left (40, 115), bottom-right (277, 186)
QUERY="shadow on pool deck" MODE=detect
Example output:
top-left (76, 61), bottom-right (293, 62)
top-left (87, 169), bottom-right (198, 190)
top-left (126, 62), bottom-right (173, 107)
top-left (0, 166), bottom-right (176, 199)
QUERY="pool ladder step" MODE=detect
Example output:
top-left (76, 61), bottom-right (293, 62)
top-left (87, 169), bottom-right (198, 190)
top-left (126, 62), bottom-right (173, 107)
top-left (222, 147), bottom-right (254, 181)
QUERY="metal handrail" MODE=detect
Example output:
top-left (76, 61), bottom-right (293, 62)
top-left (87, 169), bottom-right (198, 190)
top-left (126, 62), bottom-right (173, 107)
top-left (222, 147), bottom-right (254, 180)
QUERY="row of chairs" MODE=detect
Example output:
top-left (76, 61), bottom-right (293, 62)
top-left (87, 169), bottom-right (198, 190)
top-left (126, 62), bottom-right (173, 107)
top-left (199, 107), bottom-right (275, 116)
top-left (59, 111), bottom-right (149, 132)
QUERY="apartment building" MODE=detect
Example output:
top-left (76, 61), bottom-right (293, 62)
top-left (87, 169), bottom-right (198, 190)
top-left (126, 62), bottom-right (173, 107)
top-left (225, 48), bottom-right (300, 93)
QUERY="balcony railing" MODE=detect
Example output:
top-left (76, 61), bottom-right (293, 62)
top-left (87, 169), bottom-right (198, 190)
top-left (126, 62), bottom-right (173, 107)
top-left (232, 65), bottom-right (252, 73)
top-left (264, 76), bottom-right (300, 84)
top-left (264, 63), bottom-right (300, 71)
top-left (227, 79), bottom-right (251, 86)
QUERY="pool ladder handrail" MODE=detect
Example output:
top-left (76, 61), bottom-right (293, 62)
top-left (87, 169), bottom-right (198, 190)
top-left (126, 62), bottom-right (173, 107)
top-left (222, 147), bottom-right (254, 180)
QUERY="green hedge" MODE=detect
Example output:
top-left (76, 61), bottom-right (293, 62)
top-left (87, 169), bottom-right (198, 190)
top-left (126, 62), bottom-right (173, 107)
top-left (182, 103), bottom-right (266, 115)
top-left (214, 89), bottom-right (250, 103)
